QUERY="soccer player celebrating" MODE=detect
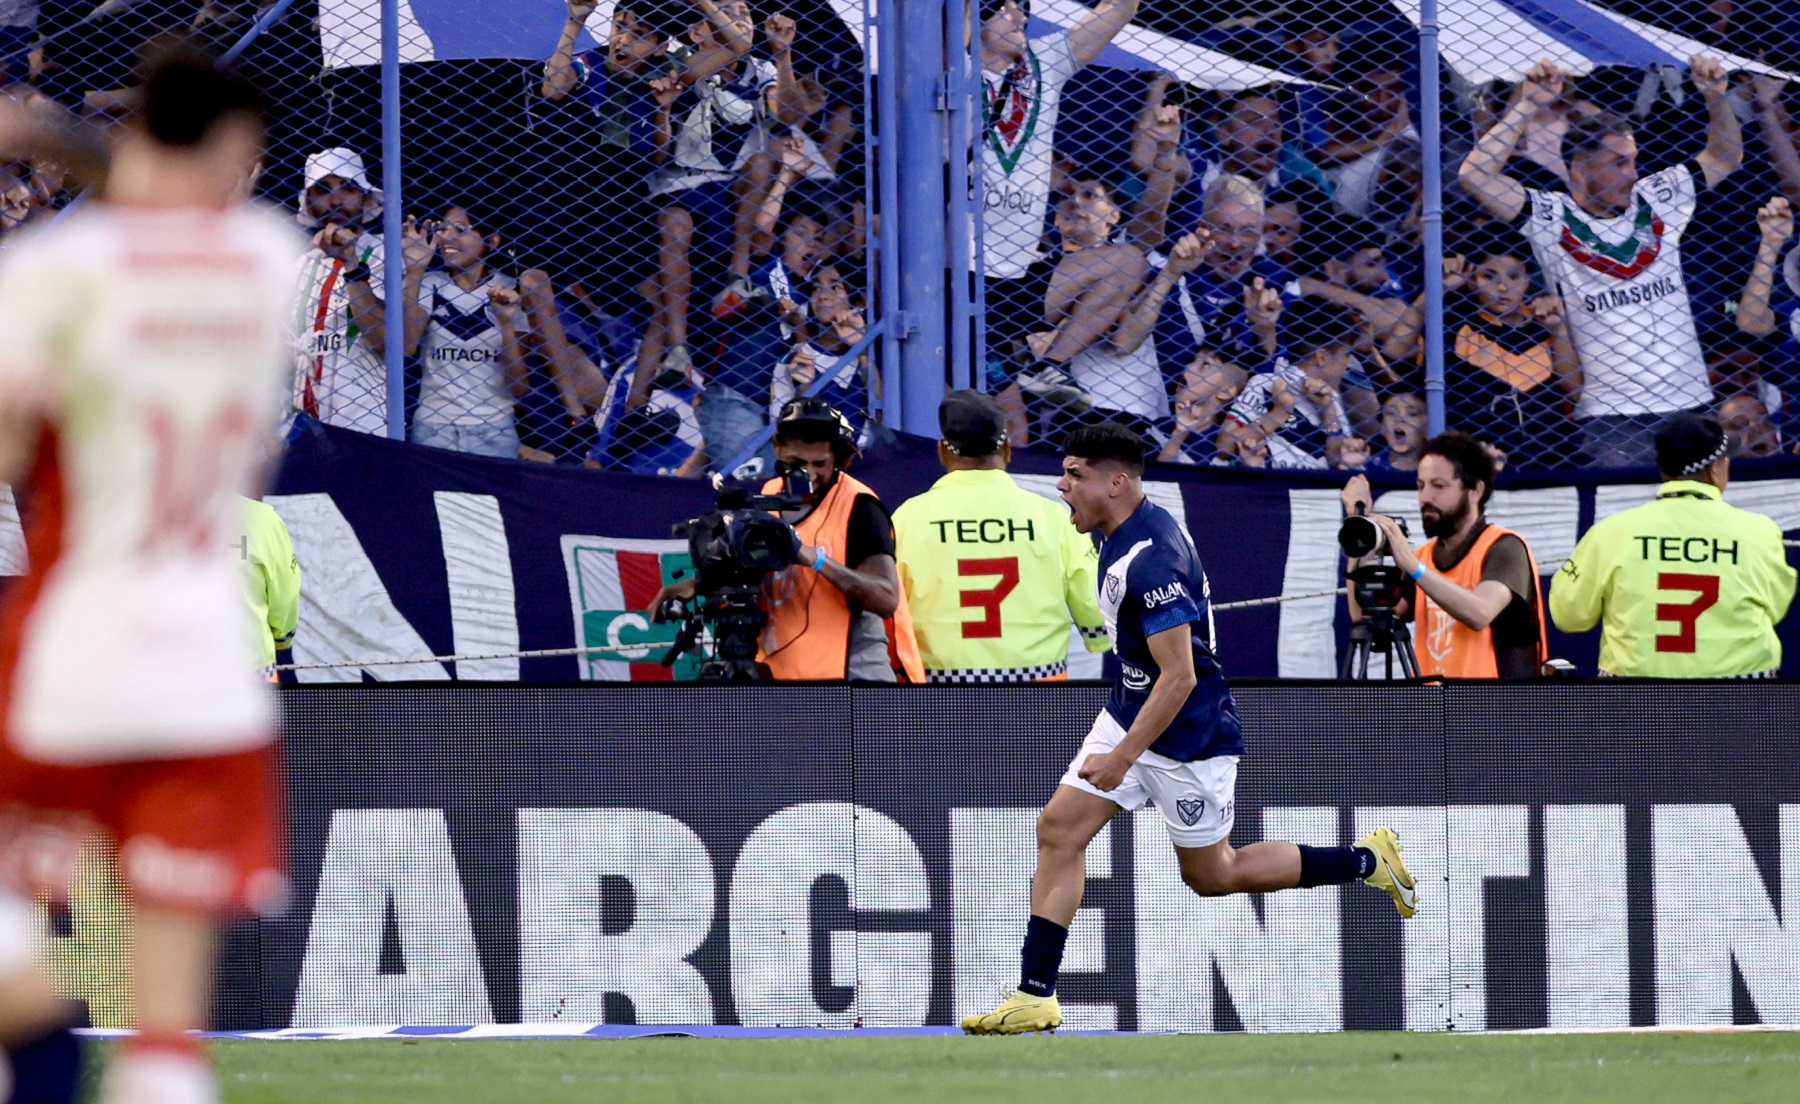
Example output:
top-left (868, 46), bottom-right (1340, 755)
top-left (962, 423), bottom-right (1416, 1036)
top-left (0, 40), bottom-right (301, 1103)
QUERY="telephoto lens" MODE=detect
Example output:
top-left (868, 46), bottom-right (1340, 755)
top-left (1338, 515), bottom-right (1387, 558)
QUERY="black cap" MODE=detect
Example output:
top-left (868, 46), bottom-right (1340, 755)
top-left (939, 389), bottom-right (1007, 457)
top-left (1655, 411), bottom-right (1740, 478)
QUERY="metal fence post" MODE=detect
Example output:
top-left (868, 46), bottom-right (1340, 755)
top-left (1419, 0), bottom-right (1448, 438)
top-left (892, 0), bottom-right (950, 434)
top-left (944, 0), bottom-right (975, 393)
top-left (873, 0), bottom-right (902, 423)
top-left (380, 0), bottom-right (406, 442)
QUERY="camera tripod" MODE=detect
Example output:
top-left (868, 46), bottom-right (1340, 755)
top-left (1341, 564), bottom-right (1420, 680)
top-left (660, 585), bottom-right (773, 683)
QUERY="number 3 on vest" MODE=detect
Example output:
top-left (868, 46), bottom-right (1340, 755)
top-left (1654, 572), bottom-right (1720, 653)
top-left (959, 557), bottom-right (1020, 639)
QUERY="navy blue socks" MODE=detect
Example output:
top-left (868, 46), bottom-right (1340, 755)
top-left (1298, 844), bottom-right (1377, 888)
top-left (1018, 914), bottom-right (1069, 997)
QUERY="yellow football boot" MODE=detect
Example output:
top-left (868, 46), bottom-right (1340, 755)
top-left (1358, 827), bottom-right (1418, 919)
top-left (960, 990), bottom-right (1063, 1035)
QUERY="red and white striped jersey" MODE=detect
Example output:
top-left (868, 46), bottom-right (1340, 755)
top-left (0, 202), bottom-right (305, 763)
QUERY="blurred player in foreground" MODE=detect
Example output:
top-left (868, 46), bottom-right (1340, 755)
top-left (963, 423), bottom-right (1416, 1036)
top-left (0, 40), bottom-right (303, 1104)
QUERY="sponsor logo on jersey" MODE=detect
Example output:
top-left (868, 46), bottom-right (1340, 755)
top-left (1142, 582), bottom-right (1190, 609)
top-left (1121, 662), bottom-right (1151, 691)
top-left (428, 347), bottom-right (497, 364)
top-left (1580, 274), bottom-right (1681, 315)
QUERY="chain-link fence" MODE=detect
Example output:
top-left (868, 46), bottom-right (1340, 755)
top-left (5, 1), bottom-right (1798, 474)
top-left (4, 0), bottom-right (880, 476)
top-left (962, 0), bottom-right (1800, 472)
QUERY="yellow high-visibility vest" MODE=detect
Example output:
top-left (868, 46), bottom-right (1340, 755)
top-left (893, 468), bottom-right (1108, 680)
top-left (1550, 480), bottom-right (1795, 676)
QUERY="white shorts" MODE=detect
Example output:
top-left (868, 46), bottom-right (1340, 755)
top-left (1059, 711), bottom-right (1237, 848)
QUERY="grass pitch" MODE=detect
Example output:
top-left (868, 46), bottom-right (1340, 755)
top-left (197, 1031), bottom-right (1800, 1103)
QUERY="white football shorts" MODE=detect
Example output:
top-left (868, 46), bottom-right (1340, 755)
top-left (1059, 710), bottom-right (1237, 848)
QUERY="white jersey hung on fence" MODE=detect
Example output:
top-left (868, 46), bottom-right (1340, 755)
top-left (978, 32), bottom-right (1081, 280)
top-left (0, 203), bottom-right (304, 762)
top-left (415, 270), bottom-right (518, 427)
top-left (292, 230), bottom-right (390, 435)
top-left (1519, 163), bottom-right (1712, 419)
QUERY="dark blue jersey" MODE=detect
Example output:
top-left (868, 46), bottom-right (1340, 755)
top-left (1097, 498), bottom-right (1243, 762)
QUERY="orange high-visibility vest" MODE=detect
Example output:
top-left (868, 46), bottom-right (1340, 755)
top-left (1415, 523), bottom-right (1548, 678)
top-left (759, 472), bottom-right (925, 681)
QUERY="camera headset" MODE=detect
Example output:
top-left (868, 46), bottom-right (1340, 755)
top-left (775, 398), bottom-right (858, 466)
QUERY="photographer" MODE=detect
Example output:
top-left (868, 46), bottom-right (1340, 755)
top-left (650, 399), bottom-right (923, 681)
top-left (1341, 432), bottom-right (1547, 678)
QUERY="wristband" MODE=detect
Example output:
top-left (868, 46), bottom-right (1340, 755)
top-left (339, 261), bottom-right (370, 284)
top-left (811, 546), bottom-right (828, 572)
top-left (1409, 564), bottom-right (1426, 582)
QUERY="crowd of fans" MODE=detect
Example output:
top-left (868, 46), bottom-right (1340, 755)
top-left (2, 0), bottom-right (1799, 475)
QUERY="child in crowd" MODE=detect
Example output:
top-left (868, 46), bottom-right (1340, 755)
top-left (770, 264), bottom-right (875, 442)
top-left (408, 206), bottom-right (528, 459)
top-left (1391, 230), bottom-right (1582, 467)
top-left (1225, 299), bottom-right (1367, 468)
top-left (1156, 346), bottom-right (1244, 465)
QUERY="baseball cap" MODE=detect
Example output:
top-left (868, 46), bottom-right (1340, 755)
top-left (939, 389), bottom-right (1007, 457)
top-left (1654, 410), bottom-right (1740, 477)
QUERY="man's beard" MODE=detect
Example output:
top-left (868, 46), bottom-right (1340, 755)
top-left (1420, 498), bottom-right (1470, 540)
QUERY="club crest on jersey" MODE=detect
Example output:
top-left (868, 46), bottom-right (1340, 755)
top-left (982, 52), bottom-right (1043, 176)
top-left (1105, 572), bottom-right (1123, 605)
top-left (1176, 796), bottom-right (1205, 826)
top-left (1558, 196), bottom-right (1664, 280)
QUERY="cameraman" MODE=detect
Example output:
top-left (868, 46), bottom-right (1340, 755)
top-left (650, 399), bottom-right (924, 681)
top-left (1341, 432), bottom-right (1547, 678)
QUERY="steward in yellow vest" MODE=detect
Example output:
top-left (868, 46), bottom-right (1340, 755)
top-left (893, 390), bottom-right (1108, 681)
top-left (757, 399), bottom-right (924, 681)
top-left (1343, 431), bottom-right (1547, 678)
top-left (1551, 411), bottom-right (1795, 677)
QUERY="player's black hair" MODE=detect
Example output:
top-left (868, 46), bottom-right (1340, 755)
top-left (1063, 422), bottom-right (1146, 475)
top-left (136, 35), bottom-right (266, 148)
top-left (1420, 431), bottom-right (1496, 509)
top-left (1282, 298), bottom-right (1363, 360)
